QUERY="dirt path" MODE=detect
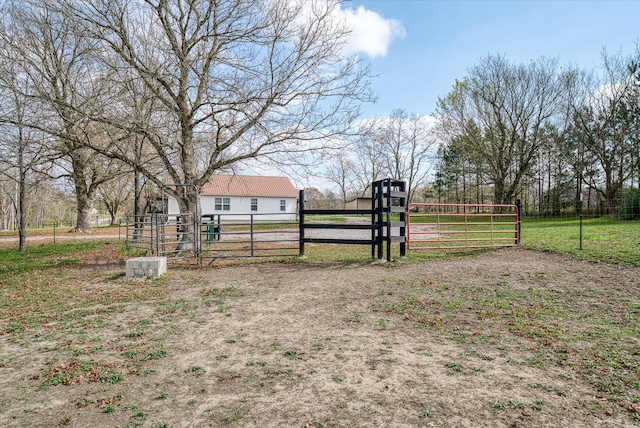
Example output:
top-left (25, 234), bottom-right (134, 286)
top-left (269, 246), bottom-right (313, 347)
top-left (1, 248), bottom-right (639, 427)
top-left (0, 227), bottom-right (124, 249)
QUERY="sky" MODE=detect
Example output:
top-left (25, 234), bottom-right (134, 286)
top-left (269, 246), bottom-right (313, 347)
top-left (245, 0), bottom-right (640, 189)
top-left (340, 0), bottom-right (640, 118)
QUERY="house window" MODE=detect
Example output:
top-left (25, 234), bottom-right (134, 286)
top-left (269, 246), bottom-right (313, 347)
top-left (215, 197), bottom-right (230, 211)
top-left (280, 199), bottom-right (286, 212)
top-left (251, 198), bottom-right (258, 211)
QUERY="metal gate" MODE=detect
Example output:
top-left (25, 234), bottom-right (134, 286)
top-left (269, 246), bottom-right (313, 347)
top-left (199, 212), bottom-right (299, 263)
top-left (155, 213), bottom-right (199, 263)
top-left (407, 202), bottom-right (520, 250)
top-left (156, 184), bottom-right (200, 263)
top-left (299, 178), bottom-right (406, 261)
top-left (125, 212), bottom-right (200, 262)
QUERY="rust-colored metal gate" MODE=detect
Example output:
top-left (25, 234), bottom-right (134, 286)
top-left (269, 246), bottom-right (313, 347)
top-left (407, 202), bottom-right (520, 250)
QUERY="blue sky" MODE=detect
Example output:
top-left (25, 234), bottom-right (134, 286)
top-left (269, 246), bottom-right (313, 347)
top-left (342, 0), bottom-right (640, 118)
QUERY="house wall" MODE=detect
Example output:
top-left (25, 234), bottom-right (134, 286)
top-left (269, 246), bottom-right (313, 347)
top-left (168, 196), bottom-right (298, 221)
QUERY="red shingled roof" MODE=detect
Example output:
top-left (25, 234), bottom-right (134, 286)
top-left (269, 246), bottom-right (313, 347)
top-left (201, 175), bottom-right (298, 198)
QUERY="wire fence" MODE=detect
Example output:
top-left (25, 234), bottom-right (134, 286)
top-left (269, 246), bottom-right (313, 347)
top-left (522, 193), bottom-right (640, 220)
top-left (519, 199), bottom-right (639, 265)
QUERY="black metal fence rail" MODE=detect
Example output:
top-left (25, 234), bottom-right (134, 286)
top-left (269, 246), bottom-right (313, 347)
top-left (298, 207), bottom-right (381, 256)
top-left (300, 210), bottom-right (381, 246)
top-left (200, 213), bottom-right (299, 262)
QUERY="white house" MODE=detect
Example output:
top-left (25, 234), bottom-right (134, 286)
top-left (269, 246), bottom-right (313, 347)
top-left (168, 174), bottom-right (299, 221)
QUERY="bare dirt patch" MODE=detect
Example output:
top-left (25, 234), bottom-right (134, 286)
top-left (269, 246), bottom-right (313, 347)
top-left (1, 248), bottom-right (639, 427)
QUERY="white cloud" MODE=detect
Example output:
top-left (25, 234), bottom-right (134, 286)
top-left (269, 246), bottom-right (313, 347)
top-left (339, 5), bottom-right (405, 58)
top-left (285, 1), bottom-right (405, 59)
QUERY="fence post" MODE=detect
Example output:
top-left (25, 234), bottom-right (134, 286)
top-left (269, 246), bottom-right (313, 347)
top-left (579, 194), bottom-right (583, 250)
top-left (377, 182), bottom-right (384, 259)
top-left (515, 199), bottom-right (522, 245)
top-left (299, 189), bottom-right (305, 257)
top-left (250, 214), bottom-right (255, 257)
top-left (386, 179), bottom-right (392, 262)
top-left (399, 181), bottom-right (406, 257)
top-left (154, 214), bottom-right (159, 256)
top-left (371, 181), bottom-right (377, 258)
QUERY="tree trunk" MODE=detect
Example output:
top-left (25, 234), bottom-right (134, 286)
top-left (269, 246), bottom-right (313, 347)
top-left (16, 136), bottom-right (28, 250)
top-left (68, 153), bottom-right (100, 233)
top-left (73, 191), bottom-right (95, 233)
top-left (108, 210), bottom-right (117, 226)
top-left (174, 186), bottom-right (200, 252)
top-left (494, 182), bottom-right (504, 206)
top-left (18, 175), bottom-right (27, 251)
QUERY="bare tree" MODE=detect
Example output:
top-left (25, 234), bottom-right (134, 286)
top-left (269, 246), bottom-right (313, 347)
top-left (323, 153), bottom-right (356, 207)
top-left (343, 111), bottom-right (436, 203)
top-left (436, 55), bottom-right (566, 205)
top-left (63, 0), bottom-right (373, 248)
top-left (350, 120), bottom-right (386, 197)
top-left (377, 109), bottom-right (437, 203)
top-left (97, 169), bottom-right (133, 226)
top-left (302, 187), bottom-right (326, 210)
top-left (0, 41), bottom-right (51, 249)
top-left (0, 0), bottom-right (120, 233)
top-left (98, 70), bottom-right (166, 232)
top-left (0, 178), bottom-right (16, 230)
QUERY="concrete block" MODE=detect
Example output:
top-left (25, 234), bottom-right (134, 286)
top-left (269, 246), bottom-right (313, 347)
top-left (126, 257), bottom-right (167, 279)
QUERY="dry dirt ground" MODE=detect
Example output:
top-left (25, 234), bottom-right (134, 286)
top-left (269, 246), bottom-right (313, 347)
top-left (0, 226), bottom-right (126, 248)
top-left (0, 242), bottom-right (639, 427)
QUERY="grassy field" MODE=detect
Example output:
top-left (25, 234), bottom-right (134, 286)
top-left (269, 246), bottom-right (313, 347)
top-left (303, 215), bottom-right (639, 266)
top-left (521, 217), bottom-right (640, 266)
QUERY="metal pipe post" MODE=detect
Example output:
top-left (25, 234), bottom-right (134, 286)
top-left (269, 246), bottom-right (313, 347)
top-left (298, 189), bottom-right (305, 257)
top-left (515, 199), bottom-right (522, 245)
top-left (579, 194), bottom-right (583, 250)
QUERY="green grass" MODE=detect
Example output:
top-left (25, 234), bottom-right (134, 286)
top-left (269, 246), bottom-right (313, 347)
top-left (0, 241), bottom-right (100, 274)
top-left (0, 223), bottom-right (117, 236)
top-left (0, 241), bottom-right (170, 335)
top-left (378, 271), bottom-right (640, 413)
top-left (302, 241), bottom-right (497, 264)
top-left (522, 217), bottom-right (640, 266)
top-left (303, 216), bottom-right (638, 266)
